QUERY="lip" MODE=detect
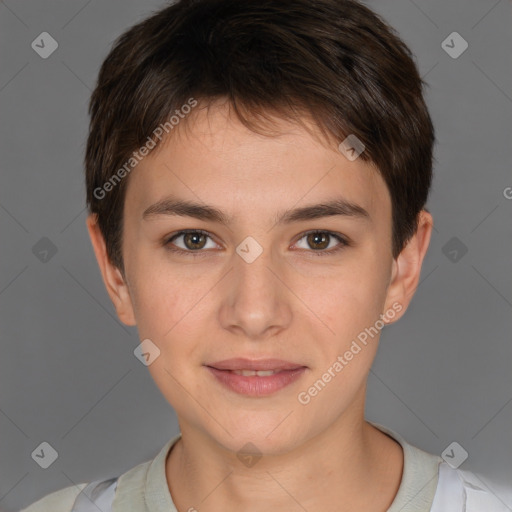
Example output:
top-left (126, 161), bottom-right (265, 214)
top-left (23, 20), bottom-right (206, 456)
top-left (207, 358), bottom-right (305, 371)
top-left (205, 358), bottom-right (307, 397)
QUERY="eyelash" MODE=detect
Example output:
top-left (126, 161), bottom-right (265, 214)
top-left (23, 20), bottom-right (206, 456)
top-left (163, 229), bottom-right (350, 258)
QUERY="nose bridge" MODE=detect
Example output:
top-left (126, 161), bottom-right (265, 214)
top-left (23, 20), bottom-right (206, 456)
top-left (219, 235), bottom-right (292, 338)
top-left (234, 235), bottom-right (279, 304)
top-left (242, 242), bottom-right (272, 281)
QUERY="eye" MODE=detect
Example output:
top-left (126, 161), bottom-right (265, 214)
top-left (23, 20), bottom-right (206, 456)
top-left (163, 229), bottom-right (349, 258)
top-left (164, 229), bottom-right (219, 256)
top-left (293, 230), bottom-right (349, 256)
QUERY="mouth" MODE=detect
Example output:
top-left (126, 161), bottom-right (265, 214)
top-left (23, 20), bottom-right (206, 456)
top-left (206, 357), bottom-right (305, 372)
top-left (205, 358), bottom-right (307, 396)
top-left (229, 369), bottom-right (287, 376)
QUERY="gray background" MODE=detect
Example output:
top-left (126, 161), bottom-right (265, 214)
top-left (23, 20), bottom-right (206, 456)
top-left (1, 0), bottom-right (511, 510)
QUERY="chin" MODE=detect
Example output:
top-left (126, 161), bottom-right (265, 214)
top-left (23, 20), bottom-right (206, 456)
top-left (204, 413), bottom-right (309, 457)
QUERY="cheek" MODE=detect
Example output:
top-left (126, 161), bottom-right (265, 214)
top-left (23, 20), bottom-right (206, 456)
top-left (132, 270), bottom-right (204, 342)
top-left (295, 262), bottom-right (389, 413)
top-left (125, 240), bottom-right (205, 333)
top-left (127, 257), bottom-right (220, 398)
top-left (129, 267), bottom-right (206, 399)
top-left (300, 256), bottom-right (390, 340)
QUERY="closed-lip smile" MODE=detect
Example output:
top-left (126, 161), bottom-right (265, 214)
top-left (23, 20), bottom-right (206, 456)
top-left (205, 358), bottom-right (307, 396)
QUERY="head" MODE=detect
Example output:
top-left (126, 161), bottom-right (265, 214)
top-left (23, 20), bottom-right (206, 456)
top-left (86, 0), bottom-right (434, 454)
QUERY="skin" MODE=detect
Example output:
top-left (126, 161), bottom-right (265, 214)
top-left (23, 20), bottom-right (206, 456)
top-left (87, 100), bottom-right (433, 511)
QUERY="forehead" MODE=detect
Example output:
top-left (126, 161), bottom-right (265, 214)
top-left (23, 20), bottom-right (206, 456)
top-left (124, 103), bottom-right (390, 228)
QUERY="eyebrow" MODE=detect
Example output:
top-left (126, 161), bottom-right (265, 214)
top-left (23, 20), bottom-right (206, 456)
top-left (142, 196), bottom-right (370, 225)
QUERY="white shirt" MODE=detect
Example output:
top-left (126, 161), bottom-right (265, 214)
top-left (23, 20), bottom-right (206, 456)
top-left (20, 422), bottom-right (512, 512)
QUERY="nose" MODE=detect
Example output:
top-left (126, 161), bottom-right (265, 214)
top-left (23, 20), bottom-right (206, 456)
top-left (218, 240), bottom-right (293, 341)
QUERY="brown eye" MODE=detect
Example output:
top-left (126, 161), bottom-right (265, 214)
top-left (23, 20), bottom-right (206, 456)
top-left (165, 229), bottom-right (218, 255)
top-left (294, 230), bottom-right (349, 256)
top-left (182, 232), bottom-right (208, 250)
top-left (306, 232), bottom-right (330, 250)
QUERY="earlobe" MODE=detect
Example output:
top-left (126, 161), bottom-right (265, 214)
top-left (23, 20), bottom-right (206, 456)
top-left (86, 214), bottom-right (137, 326)
top-left (383, 210), bottom-right (433, 323)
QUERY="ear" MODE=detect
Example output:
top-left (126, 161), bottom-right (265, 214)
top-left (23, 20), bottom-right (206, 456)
top-left (86, 214), bottom-right (136, 326)
top-left (382, 209), bottom-right (433, 324)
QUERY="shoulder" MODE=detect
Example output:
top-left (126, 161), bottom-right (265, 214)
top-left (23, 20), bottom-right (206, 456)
top-left (20, 483), bottom-right (88, 512)
top-left (20, 477), bottom-right (119, 512)
top-left (431, 462), bottom-right (512, 512)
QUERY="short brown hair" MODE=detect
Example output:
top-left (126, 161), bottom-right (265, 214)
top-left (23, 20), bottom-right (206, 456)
top-left (86, 0), bottom-right (435, 273)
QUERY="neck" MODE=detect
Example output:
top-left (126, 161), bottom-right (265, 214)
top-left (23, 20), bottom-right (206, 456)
top-left (166, 406), bottom-right (403, 511)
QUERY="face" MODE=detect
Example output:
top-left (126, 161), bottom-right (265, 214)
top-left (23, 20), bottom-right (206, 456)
top-left (89, 102), bottom-right (426, 456)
